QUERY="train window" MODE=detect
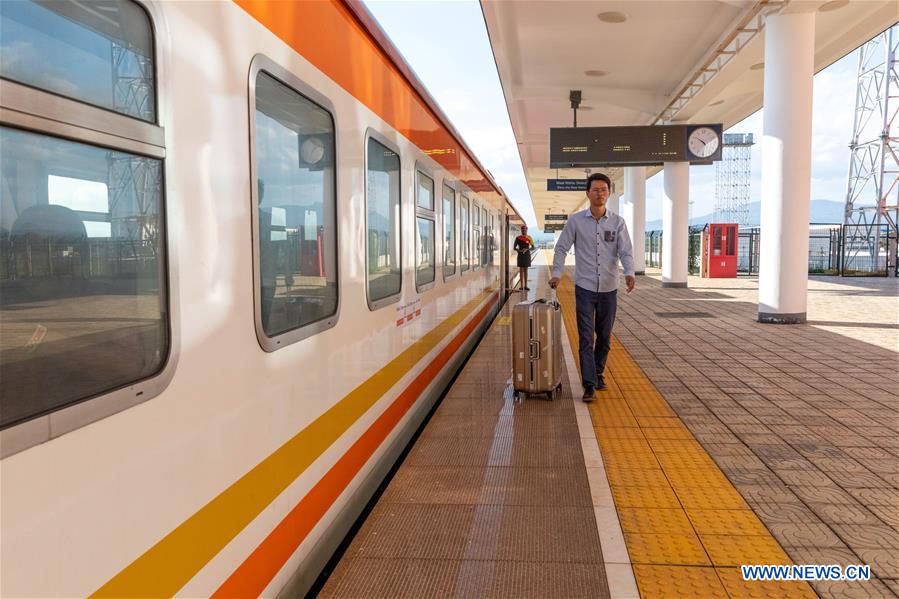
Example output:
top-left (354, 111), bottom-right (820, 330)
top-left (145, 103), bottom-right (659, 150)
top-left (0, 0), bottom-right (156, 122)
top-left (442, 184), bottom-right (456, 279)
top-left (366, 136), bottom-right (401, 307)
top-left (0, 127), bottom-right (167, 430)
top-left (460, 195), bottom-right (470, 272)
top-left (417, 170), bottom-right (434, 210)
top-left (415, 171), bottom-right (435, 290)
top-left (472, 201), bottom-right (480, 270)
top-left (253, 70), bottom-right (338, 343)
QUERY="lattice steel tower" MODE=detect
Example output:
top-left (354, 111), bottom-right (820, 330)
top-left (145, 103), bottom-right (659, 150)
top-left (843, 24), bottom-right (898, 274)
top-left (715, 133), bottom-right (753, 225)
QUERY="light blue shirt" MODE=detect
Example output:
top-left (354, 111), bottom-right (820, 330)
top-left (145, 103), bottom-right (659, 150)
top-left (552, 208), bottom-right (635, 293)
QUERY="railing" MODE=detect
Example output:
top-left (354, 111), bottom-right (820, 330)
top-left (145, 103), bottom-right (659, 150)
top-left (840, 224), bottom-right (897, 277)
top-left (643, 223), bottom-right (863, 276)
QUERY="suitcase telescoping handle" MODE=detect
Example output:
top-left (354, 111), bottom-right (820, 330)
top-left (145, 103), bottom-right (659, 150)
top-left (548, 287), bottom-right (558, 306)
top-left (529, 339), bottom-right (540, 360)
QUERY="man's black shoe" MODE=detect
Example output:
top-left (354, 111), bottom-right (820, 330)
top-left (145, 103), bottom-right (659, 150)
top-left (524, 286), bottom-right (531, 291)
top-left (596, 378), bottom-right (608, 391)
top-left (582, 385), bottom-right (595, 402)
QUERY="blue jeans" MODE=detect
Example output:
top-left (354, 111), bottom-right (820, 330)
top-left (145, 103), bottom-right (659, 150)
top-left (574, 285), bottom-right (617, 387)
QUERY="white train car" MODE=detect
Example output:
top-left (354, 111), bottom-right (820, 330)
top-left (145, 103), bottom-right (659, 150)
top-left (0, 1), bottom-right (523, 595)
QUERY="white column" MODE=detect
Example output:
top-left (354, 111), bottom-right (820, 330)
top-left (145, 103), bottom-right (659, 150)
top-left (662, 162), bottom-right (689, 287)
top-left (758, 12), bottom-right (815, 324)
top-left (606, 192), bottom-right (620, 214)
top-left (623, 166), bottom-right (646, 274)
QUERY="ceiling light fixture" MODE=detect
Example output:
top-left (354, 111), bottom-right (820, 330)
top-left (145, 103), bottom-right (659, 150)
top-left (818, 0), bottom-right (849, 11)
top-left (750, 62), bottom-right (765, 71)
top-left (597, 11), bottom-right (627, 23)
top-left (710, 99), bottom-right (725, 106)
top-left (584, 69), bottom-right (607, 77)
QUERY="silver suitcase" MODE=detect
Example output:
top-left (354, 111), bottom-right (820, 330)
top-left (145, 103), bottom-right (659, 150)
top-left (512, 291), bottom-right (563, 400)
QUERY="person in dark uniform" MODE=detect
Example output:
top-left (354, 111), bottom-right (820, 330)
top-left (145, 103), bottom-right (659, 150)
top-left (513, 225), bottom-right (535, 291)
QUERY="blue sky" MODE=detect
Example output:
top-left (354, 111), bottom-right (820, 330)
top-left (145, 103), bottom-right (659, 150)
top-left (363, 0), bottom-right (861, 228)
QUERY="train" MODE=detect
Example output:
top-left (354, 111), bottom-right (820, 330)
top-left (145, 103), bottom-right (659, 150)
top-left (0, 0), bottom-right (524, 596)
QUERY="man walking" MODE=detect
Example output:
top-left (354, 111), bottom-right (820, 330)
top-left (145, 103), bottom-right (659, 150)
top-left (549, 173), bottom-right (636, 401)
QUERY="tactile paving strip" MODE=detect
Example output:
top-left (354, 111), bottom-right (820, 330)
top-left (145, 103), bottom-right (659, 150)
top-left (554, 272), bottom-right (817, 598)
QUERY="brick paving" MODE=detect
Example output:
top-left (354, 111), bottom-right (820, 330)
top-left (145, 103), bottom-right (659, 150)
top-left (612, 270), bottom-right (899, 598)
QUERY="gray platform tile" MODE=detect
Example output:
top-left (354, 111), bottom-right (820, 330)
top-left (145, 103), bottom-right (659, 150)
top-left (454, 560), bottom-right (610, 599)
top-left (832, 524), bottom-right (899, 551)
top-left (789, 485), bottom-right (858, 505)
top-left (445, 381), bottom-right (513, 399)
top-left (855, 547), bottom-right (899, 581)
top-left (784, 545), bottom-right (863, 570)
top-left (825, 469), bottom-right (893, 489)
top-left (774, 468), bottom-right (838, 487)
top-left (318, 557), bottom-right (462, 598)
top-left (749, 443), bottom-right (806, 460)
top-left (811, 577), bottom-right (897, 599)
top-left (712, 454), bottom-right (769, 471)
top-left (702, 442), bottom-right (758, 457)
top-left (420, 413), bottom-right (579, 439)
top-left (435, 395), bottom-right (566, 417)
top-left (728, 423), bottom-right (773, 435)
top-left (846, 487), bottom-right (899, 506)
top-left (381, 465), bottom-right (591, 507)
top-left (724, 469), bottom-right (786, 486)
top-left (766, 522), bottom-right (848, 549)
top-left (793, 441), bottom-right (858, 462)
top-left (459, 505), bottom-right (603, 563)
top-left (405, 434), bottom-right (585, 468)
top-left (807, 502), bottom-right (887, 526)
top-left (348, 503), bottom-right (478, 560)
top-left (737, 482), bottom-right (803, 505)
top-left (748, 501), bottom-right (824, 525)
top-left (867, 504), bottom-right (899, 528)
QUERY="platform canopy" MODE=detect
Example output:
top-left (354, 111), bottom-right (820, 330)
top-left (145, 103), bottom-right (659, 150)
top-left (481, 0), bottom-right (898, 228)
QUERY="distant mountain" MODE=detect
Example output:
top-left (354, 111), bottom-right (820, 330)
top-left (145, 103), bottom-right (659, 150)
top-left (643, 200), bottom-right (844, 231)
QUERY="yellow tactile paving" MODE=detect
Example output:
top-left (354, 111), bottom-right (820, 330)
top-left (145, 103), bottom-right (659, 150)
top-left (674, 486), bottom-right (751, 511)
top-left (618, 508), bottom-right (695, 535)
top-left (686, 510), bottom-right (771, 537)
top-left (663, 468), bottom-right (734, 489)
top-left (624, 533), bottom-right (711, 565)
top-left (604, 467), bottom-right (672, 488)
top-left (611, 486), bottom-right (683, 509)
top-left (701, 535), bottom-right (793, 567)
top-left (633, 565), bottom-right (729, 599)
top-left (552, 271), bottom-right (817, 598)
top-left (596, 427), bottom-right (646, 440)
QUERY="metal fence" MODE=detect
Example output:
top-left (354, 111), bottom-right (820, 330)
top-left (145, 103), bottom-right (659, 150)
top-left (644, 223), bottom-right (860, 276)
top-left (645, 231), bottom-right (663, 268)
top-left (840, 224), bottom-right (897, 277)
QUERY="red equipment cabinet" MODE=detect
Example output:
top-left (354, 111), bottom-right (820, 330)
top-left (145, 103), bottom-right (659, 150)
top-left (701, 223), bottom-right (738, 278)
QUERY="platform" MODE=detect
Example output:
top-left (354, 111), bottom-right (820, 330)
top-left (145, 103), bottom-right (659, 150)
top-left (317, 253), bottom-right (898, 599)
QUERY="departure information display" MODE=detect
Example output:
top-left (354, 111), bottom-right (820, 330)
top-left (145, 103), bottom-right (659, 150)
top-left (549, 124), bottom-right (722, 167)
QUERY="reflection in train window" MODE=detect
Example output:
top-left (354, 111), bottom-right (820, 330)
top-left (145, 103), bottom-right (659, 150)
top-left (415, 171), bottom-right (435, 289)
top-left (443, 184), bottom-right (455, 279)
top-left (460, 196), bottom-right (470, 272)
top-left (0, 127), bottom-right (167, 429)
top-left (472, 202), bottom-right (480, 270)
top-left (366, 138), bottom-right (401, 305)
top-left (0, 0), bottom-right (156, 122)
top-left (254, 71), bottom-right (337, 338)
